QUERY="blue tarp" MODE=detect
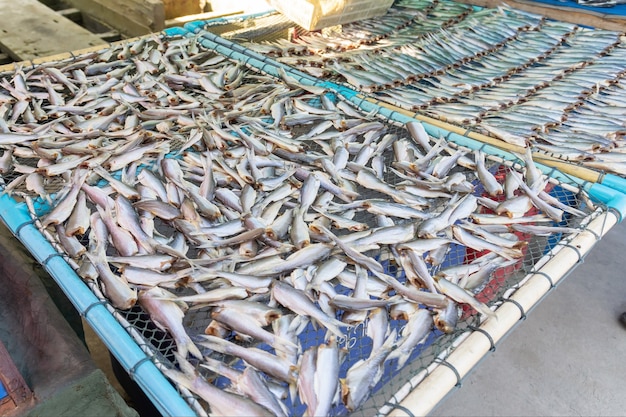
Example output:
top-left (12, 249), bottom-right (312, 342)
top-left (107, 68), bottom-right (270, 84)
top-left (0, 380), bottom-right (8, 400)
top-left (529, 0), bottom-right (626, 16)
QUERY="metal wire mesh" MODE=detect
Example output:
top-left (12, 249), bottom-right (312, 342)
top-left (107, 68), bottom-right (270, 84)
top-left (0, 33), bottom-right (607, 417)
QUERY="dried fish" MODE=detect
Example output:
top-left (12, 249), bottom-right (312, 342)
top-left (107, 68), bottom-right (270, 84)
top-left (0, 31), bottom-right (591, 416)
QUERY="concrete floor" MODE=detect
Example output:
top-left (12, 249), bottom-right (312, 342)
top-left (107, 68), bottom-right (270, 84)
top-left (431, 218), bottom-right (626, 417)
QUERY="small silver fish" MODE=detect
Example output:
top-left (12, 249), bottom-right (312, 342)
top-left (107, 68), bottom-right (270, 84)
top-left (138, 287), bottom-right (202, 359)
top-left (272, 280), bottom-right (348, 338)
top-left (164, 356), bottom-right (273, 417)
top-left (474, 150), bottom-right (503, 196)
top-left (341, 328), bottom-right (398, 411)
top-left (387, 309), bottom-right (433, 368)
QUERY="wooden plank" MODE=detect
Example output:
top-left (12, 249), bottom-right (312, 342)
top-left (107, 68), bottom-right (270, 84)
top-left (0, 33), bottom-right (154, 73)
top-left (162, 0), bottom-right (202, 20)
top-left (209, 0), bottom-right (273, 14)
top-left (458, 0), bottom-right (626, 31)
top-left (81, 13), bottom-right (119, 35)
top-left (0, 0), bottom-right (105, 61)
top-left (57, 7), bottom-right (83, 23)
top-left (97, 30), bottom-right (123, 43)
top-left (62, 0), bottom-right (165, 36)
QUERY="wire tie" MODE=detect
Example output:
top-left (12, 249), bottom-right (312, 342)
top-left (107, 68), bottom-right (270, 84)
top-left (609, 207), bottom-right (622, 224)
top-left (584, 227), bottom-right (600, 241)
top-left (467, 325), bottom-right (496, 352)
top-left (532, 270), bottom-right (555, 288)
top-left (501, 298), bottom-right (526, 320)
top-left (580, 179), bottom-right (590, 190)
top-left (15, 218), bottom-right (36, 237)
top-left (561, 243), bottom-right (582, 263)
top-left (546, 166), bottom-right (558, 178)
top-left (434, 359), bottom-right (462, 387)
top-left (42, 251), bottom-right (64, 266)
top-left (82, 300), bottom-right (107, 318)
top-left (128, 356), bottom-right (154, 380)
top-left (383, 402), bottom-right (416, 417)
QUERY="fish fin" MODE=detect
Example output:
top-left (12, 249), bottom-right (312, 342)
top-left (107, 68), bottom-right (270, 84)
top-left (321, 317), bottom-right (347, 338)
top-left (340, 378), bottom-right (350, 409)
top-left (198, 334), bottom-right (229, 354)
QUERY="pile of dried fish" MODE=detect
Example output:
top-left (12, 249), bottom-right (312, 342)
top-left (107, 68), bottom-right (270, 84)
top-left (231, 0), bottom-right (626, 176)
top-left (0, 34), bottom-right (588, 416)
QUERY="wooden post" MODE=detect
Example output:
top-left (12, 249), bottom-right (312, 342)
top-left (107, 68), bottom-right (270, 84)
top-left (0, 0), bottom-right (104, 61)
top-left (61, 0), bottom-right (165, 37)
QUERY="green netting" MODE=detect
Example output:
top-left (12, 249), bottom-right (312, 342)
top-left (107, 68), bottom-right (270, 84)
top-left (0, 33), bottom-right (611, 417)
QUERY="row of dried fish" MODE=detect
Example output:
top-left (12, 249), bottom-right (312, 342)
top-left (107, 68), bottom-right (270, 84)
top-left (0, 34), bottom-right (587, 416)
top-left (231, 1), bottom-right (626, 176)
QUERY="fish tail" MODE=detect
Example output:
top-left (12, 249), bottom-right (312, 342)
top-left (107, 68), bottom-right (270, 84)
top-left (186, 339), bottom-right (203, 360)
top-left (197, 336), bottom-right (226, 355)
top-left (322, 318), bottom-right (346, 338)
top-left (396, 351), bottom-right (411, 369)
top-left (477, 303), bottom-right (497, 321)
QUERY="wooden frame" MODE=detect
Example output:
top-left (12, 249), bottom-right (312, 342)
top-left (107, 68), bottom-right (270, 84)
top-left (0, 340), bottom-right (33, 415)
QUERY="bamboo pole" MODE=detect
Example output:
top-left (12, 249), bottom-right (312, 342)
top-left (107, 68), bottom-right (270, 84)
top-left (386, 209), bottom-right (618, 416)
top-left (358, 95), bottom-right (606, 184)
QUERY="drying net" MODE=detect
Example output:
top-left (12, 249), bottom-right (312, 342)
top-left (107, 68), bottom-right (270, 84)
top-left (0, 33), bottom-right (608, 417)
top-left (198, 0), bottom-right (626, 178)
